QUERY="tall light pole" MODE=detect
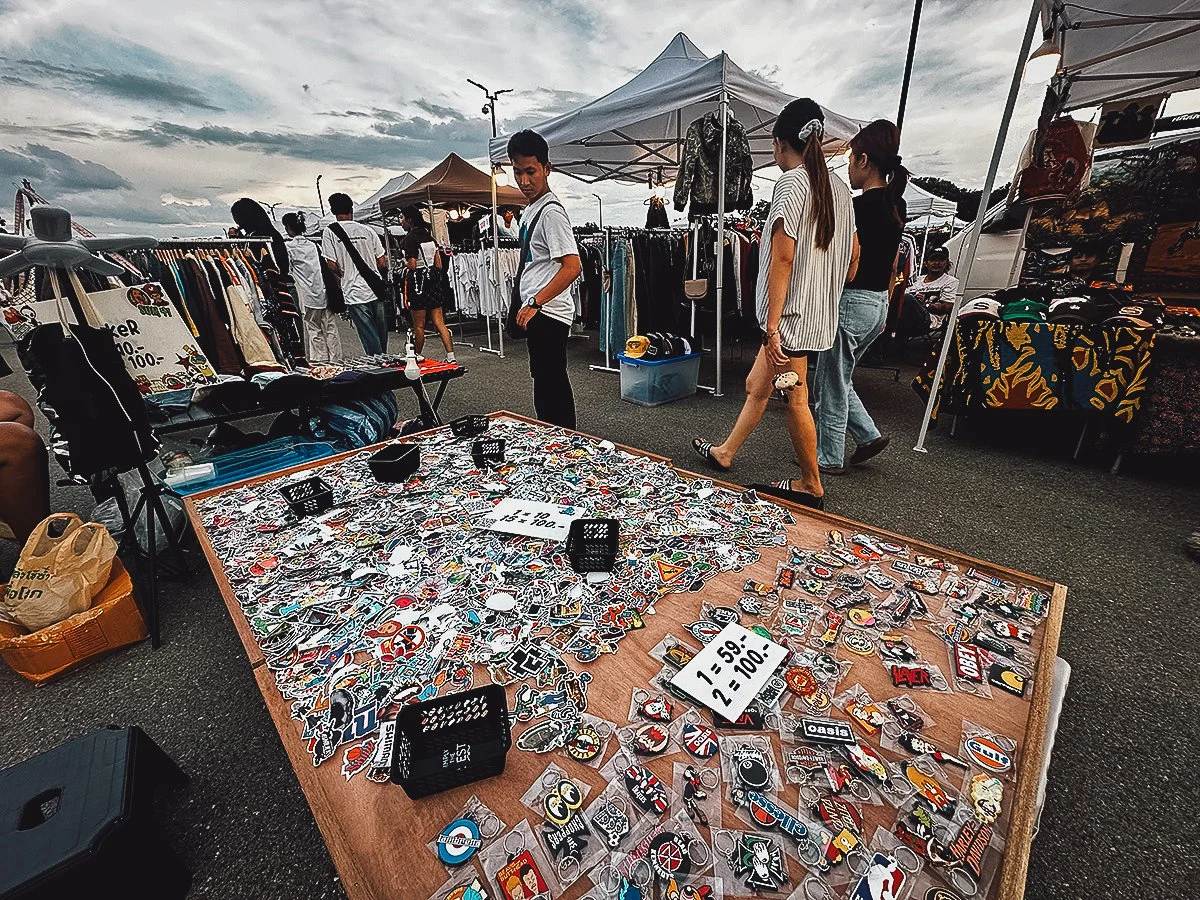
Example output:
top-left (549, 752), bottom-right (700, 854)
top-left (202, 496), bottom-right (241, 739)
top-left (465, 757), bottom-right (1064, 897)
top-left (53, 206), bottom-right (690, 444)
top-left (896, 0), bottom-right (924, 131)
top-left (591, 193), bottom-right (603, 230)
top-left (469, 78), bottom-right (513, 358)
top-left (316, 175), bottom-right (325, 216)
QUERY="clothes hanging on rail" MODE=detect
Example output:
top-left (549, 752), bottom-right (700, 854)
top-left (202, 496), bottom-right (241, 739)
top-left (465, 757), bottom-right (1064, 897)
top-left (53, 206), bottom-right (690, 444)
top-left (673, 112), bottom-right (754, 217)
top-left (646, 196), bottom-right (670, 229)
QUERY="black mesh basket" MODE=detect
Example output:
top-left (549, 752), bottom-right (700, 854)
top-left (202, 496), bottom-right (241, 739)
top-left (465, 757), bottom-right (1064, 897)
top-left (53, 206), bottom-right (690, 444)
top-left (368, 443), bottom-right (420, 483)
top-left (450, 415), bottom-right (489, 439)
top-left (390, 685), bottom-right (511, 800)
top-left (566, 518), bottom-right (620, 572)
top-left (470, 437), bottom-right (506, 467)
top-left (278, 476), bottom-right (334, 517)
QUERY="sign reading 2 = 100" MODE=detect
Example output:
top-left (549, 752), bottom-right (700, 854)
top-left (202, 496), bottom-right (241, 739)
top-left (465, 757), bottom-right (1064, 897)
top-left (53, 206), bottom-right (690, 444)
top-left (670, 623), bottom-right (788, 721)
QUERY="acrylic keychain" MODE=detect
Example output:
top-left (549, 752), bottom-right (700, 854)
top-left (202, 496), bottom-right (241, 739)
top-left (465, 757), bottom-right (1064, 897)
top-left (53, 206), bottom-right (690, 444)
top-left (616, 811), bottom-right (714, 891)
top-left (959, 719), bottom-right (1019, 781)
top-left (720, 733), bottom-right (781, 799)
top-left (427, 794), bottom-right (506, 871)
top-left (599, 745), bottom-right (674, 818)
top-left (561, 712), bottom-right (616, 769)
top-left (729, 780), bottom-right (825, 872)
top-left (479, 819), bottom-right (560, 900)
top-left (945, 640), bottom-right (993, 698)
top-left (671, 760), bottom-right (722, 830)
top-left (585, 779), bottom-right (648, 853)
top-left (678, 708), bottom-right (721, 761)
top-left (650, 633), bottom-right (701, 670)
top-left (712, 828), bottom-right (792, 896)
top-left (426, 867), bottom-right (491, 900)
top-left (519, 762), bottom-right (602, 889)
top-left (840, 740), bottom-right (914, 807)
top-left (921, 801), bottom-right (1007, 899)
top-left (831, 684), bottom-right (890, 739)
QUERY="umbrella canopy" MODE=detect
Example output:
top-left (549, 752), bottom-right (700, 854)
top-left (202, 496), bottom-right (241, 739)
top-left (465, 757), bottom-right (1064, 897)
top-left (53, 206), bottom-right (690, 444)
top-left (489, 32), bottom-right (863, 183)
top-left (1044, 0), bottom-right (1200, 110)
top-left (379, 153), bottom-right (527, 212)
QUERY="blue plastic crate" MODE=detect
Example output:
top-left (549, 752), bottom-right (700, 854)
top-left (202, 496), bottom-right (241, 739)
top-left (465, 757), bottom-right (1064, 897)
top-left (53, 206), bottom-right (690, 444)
top-left (616, 352), bottom-right (701, 406)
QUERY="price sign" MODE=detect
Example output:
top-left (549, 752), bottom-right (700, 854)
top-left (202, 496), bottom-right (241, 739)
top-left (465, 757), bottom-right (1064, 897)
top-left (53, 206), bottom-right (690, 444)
top-left (669, 623), bottom-right (788, 721)
top-left (482, 498), bottom-right (579, 540)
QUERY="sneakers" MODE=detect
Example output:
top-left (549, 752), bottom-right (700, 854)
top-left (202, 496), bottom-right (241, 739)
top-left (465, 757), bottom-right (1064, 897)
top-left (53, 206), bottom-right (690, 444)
top-left (850, 435), bottom-right (891, 466)
top-left (446, 354), bottom-right (457, 364)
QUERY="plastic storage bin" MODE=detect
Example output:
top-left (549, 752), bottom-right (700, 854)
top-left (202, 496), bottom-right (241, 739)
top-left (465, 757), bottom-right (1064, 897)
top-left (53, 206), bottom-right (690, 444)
top-left (617, 352), bottom-right (701, 406)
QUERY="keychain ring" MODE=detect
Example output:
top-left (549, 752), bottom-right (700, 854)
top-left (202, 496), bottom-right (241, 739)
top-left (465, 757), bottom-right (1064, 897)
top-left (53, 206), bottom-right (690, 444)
top-left (914, 756), bottom-right (940, 778)
top-left (786, 764), bottom-right (807, 784)
top-left (596, 863), bottom-right (621, 893)
top-left (713, 830), bottom-right (736, 856)
top-left (950, 867), bottom-right (979, 896)
top-left (931, 671), bottom-right (950, 691)
top-left (894, 694), bottom-right (917, 712)
top-left (630, 857), bottom-right (653, 888)
top-left (803, 875), bottom-right (835, 900)
top-left (893, 844), bottom-right (920, 873)
top-left (955, 679), bottom-right (980, 695)
top-left (542, 771), bottom-right (562, 791)
top-left (503, 830), bottom-right (526, 856)
top-left (995, 734), bottom-right (1018, 753)
top-left (478, 811), bottom-right (502, 839)
top-left (847, 847), bottom-right (872, 876)
top-left (882, 721), bottom-right (903, 741)
top-left (849, 778), bottom-right (873, 802)
top-left (558, 855), bottom-right (579, 878)
top-left (698, 767), bottom-right (720, 790)
top-left (798, 836), bottom-right (823, 868)
top-left (595, 721), bottom-right (614, 740)
top-left (687, 835), bottom-right (711, 867)
top-left (763, 711), bottom-right (783, 730)
top-left (682, 707), bottom-right (701, 726)
top-left (632, 688), bottom-right (649, 706)
top-left (798, 783), bottom-right (821, 807)
top-left (609, 794), bottom-right (629, 816)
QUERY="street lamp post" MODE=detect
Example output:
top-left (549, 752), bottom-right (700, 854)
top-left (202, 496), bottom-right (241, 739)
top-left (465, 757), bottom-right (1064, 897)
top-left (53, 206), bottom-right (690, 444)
top-left (591, 193), bottom-right (603, 230)
top-left (469, 78), bottom-right (513, 358)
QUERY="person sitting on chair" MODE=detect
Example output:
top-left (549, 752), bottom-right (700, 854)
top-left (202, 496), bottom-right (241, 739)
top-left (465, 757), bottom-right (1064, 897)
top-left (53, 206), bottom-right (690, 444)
top-left (0, 390), bottom-right (50, 544)
top-left (898, 245), bottom-right (960, 337)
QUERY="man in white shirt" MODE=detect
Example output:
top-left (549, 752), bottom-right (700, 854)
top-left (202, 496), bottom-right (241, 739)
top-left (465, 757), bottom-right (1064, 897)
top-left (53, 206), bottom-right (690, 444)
top-left (284, 213), bottom-right (341, 363)
top-left (902, 246), bottom-right (960, 335)
top-left (508, 130), bottom-right (581, 428)
top-left (321, 193), bottom-right (389, 355)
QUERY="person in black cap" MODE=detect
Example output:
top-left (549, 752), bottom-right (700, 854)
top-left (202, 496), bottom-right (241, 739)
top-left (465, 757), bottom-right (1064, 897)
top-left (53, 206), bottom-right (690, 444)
top-left (898, 245), bottom-right (959, 337)
top-left (692, 98), bottom-right (856, 509)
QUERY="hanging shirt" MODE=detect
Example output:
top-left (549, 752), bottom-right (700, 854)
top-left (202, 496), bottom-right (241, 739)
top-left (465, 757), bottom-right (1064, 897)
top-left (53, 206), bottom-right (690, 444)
top-left (321, 219), bottom-right (385, 306)
top-left (518, 191), bottom-right (579, 327)
top-left (286, 236), bottom-right (326, 309)
top-left (755, 167), bottom-right (855, 352)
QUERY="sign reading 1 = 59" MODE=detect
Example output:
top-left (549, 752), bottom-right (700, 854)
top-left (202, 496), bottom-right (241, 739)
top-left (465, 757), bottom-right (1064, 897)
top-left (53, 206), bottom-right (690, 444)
top-left (670, 623), bottom-right (788, 721)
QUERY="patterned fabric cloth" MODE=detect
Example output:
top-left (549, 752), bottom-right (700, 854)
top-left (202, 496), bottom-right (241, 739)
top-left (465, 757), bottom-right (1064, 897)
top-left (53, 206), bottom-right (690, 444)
top-left (913, 321), bottom-right (1155, 422)
top-left (1124, 332), bottom-right (1200, 455)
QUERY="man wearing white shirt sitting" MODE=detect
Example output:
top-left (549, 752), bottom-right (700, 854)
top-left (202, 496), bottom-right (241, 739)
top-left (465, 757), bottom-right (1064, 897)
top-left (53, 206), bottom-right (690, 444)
top-left (901, 246), bottom-right (960, 336)
top-left (284, 213), bottom-right (341, 363)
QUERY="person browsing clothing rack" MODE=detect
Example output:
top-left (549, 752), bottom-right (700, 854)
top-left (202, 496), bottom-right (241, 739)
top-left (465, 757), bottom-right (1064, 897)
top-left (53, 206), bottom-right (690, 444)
top-left (813, 119), bottom-right (908, 474)
top-left (508, 129), bottom-right (582, 429)
top-left (283, 212), bottom-right (342, 364)
top-left (399, 204), bottom-right (456, 364)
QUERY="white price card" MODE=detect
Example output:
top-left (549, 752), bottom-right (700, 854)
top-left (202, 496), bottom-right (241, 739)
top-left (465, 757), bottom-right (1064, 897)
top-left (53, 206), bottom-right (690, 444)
top-left (669, 623), bottom-right (789, 721)
top-left (482, 498), bottom-right (580, 541)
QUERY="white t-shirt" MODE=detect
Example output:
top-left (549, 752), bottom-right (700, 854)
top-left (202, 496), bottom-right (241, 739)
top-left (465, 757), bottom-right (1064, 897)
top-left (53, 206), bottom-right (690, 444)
top-left (755, 167), bottom-right (855, 352)
top-left (913, 272), bottom-right (961, 328)
top-left (518, 191), bottom-right (579, 326)
top-left (286, 236), bottom-right (326, 309)
top-left (321, 219), bottom-right (385, 306)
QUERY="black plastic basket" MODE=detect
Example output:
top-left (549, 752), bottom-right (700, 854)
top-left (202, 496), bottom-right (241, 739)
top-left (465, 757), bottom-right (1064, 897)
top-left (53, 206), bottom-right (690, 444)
top-left (566, 518), bottom-right (620, 572)
top-left (471, 437), bottom-right (506, 467)
top-left (390, 685), bottom-right (511, 800)
top-left (278, 476), bottom-right (334, 517)
top-left (450, 415), bottom-right (489, 439)
top-left (368, 443), bottom-right (420, 483)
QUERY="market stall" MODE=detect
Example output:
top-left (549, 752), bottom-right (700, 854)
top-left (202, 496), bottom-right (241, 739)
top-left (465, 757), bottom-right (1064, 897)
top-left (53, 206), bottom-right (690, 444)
top-left (490, 33), bottom-right (862, 396)
top-left (185, 412), bottom-right (1066, 900)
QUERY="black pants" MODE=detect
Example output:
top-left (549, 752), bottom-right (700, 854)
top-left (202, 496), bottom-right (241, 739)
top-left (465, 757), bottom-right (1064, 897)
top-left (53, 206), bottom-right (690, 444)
top-left (526, 312), bottom-right (576, 429)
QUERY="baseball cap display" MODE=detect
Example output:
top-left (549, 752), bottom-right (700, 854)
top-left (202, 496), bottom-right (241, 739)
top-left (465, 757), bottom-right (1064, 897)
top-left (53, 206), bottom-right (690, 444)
top-left (1001, 299), bottom-right (1049, 323)
top-left (959, 297), bottom-right (1001, 320)
top-left (1104, 301), bottom-right (1166, 329)
top-left (624, 336), bottom-right (650, 359)
top-left (1047, 297), bottom-right (1102, 325)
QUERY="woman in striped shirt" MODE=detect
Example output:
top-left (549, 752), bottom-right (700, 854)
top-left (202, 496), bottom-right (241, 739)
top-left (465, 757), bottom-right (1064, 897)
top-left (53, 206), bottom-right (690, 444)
top-left (693, 98), bottom-right (856, 509)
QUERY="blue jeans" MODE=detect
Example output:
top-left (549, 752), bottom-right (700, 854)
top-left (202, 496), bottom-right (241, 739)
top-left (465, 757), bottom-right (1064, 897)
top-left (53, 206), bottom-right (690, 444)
top-left (814, 288), bottom-right (888, 467)
top-left (347, 300), bottom-right (388, 355)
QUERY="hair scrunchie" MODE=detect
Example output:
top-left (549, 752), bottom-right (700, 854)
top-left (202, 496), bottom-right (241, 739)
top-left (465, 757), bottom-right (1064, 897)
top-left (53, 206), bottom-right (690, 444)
top-left (796, 118), bottom-right (825, 143)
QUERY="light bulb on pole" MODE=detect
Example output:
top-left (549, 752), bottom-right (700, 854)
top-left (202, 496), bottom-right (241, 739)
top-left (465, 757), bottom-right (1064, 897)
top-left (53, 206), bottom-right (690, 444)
top-left (591, 193), bottom-right (603, 230)
top-left (1024, 34), bottom-right (1061, 83)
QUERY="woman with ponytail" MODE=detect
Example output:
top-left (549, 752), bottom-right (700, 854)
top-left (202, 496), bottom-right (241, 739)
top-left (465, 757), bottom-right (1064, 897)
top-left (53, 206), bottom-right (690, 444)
top-left (812, 119), bottom-right (907, 474)
top-left (693, 98), bottom-right (855, 509)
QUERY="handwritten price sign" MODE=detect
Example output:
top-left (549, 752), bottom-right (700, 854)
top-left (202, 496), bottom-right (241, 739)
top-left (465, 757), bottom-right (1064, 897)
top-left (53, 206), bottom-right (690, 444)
top-left (670, 622), bottom-right (788, 721)
top-left (483, 499), bottom-right (579, 541)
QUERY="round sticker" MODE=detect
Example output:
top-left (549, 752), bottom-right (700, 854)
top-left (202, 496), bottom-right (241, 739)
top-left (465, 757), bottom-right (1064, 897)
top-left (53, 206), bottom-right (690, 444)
top-left (437, 818), bottom-right (482, 865)
top-left (566, 725), bottom-right (602, 762)
top-left (964, 736), bottom-right (1012, 773)
top-left (841, 630), bottom-right (875, 656)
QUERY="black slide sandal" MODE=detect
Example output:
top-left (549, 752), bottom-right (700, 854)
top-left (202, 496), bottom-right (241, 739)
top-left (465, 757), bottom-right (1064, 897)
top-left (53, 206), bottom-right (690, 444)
top-left (691, 438), bottom-right (731, 472)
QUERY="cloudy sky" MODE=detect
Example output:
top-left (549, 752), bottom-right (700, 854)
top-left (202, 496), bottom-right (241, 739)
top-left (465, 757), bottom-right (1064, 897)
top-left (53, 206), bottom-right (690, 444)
top-left (1, 0), bottom-right (1197, 237)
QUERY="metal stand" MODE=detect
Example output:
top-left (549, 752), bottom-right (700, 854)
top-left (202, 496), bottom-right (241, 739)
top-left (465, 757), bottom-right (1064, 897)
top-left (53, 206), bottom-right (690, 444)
top-left (713, 87), bottom-right (729, 397)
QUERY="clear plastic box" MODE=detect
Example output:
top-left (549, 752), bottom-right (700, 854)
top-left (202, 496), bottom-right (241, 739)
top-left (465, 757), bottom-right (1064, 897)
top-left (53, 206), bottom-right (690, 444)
top-left (617, 352), bottom-right (701, 406)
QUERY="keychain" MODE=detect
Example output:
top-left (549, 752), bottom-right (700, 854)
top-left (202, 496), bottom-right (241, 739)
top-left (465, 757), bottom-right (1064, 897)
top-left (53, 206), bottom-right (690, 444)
top-left (729, 787), bottom-right (823, 869)
top-left (681, 764), bottom-right (719, 826)
top-left (435, 797), bottom-right (502, 866)
top-left (646, 829), bottom-right (712, 882)
top-left (715, 831), bottom-right (789, 892)
top-left (589, 794), bottom-right (632, 849)
top-left (730, 738), bottom-right (775, 792)
top-left (498, 830), bottom-right (553, 900)
top-left (537, 774), bottom-right (591, 880)
top-left (680, 709), bottom-right (720, 760)
top-left (633, 688), bottom-right (675, 723)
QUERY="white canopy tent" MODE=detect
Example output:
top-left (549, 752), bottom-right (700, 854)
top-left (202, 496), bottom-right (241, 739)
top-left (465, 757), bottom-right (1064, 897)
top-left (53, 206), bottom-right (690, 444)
top-left (905, 182), bottom-right (958, 219)
top-left (916, 0), bottom-right (1200, 452)
top-left (490, 32), bottom-right (863, 395)
top-left (356, 172), bottom-right (416, 223)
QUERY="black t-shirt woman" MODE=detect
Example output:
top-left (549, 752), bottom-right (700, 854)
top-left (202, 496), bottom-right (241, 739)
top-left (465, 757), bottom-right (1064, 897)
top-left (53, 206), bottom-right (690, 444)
top-left (399, 205), bottom-right (456, 363)
top-left (812, 119), bottom-right (908, 473)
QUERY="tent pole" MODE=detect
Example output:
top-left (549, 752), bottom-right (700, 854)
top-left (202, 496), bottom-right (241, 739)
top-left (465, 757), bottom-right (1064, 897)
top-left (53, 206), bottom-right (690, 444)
top-left (714, 84), bottom-right (729, 397)
top-left (919, 210), bottom-right (933, 264)
top-left (482, 167), bottom-right (504, 357)
top-left (914, 0), bottom-right (1041, 453)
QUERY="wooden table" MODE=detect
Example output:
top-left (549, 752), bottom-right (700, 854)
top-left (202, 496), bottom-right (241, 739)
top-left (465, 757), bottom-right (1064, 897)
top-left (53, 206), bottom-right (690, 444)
top-left (184, 412), bottom-right (1065, 900)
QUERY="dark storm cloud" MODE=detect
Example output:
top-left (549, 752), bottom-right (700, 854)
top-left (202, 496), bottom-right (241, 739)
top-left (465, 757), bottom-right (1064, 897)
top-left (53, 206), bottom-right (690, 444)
top-left (0, 144), bottom-right (133, 194)
top-left (1, 56), bottom-right (224, 111)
